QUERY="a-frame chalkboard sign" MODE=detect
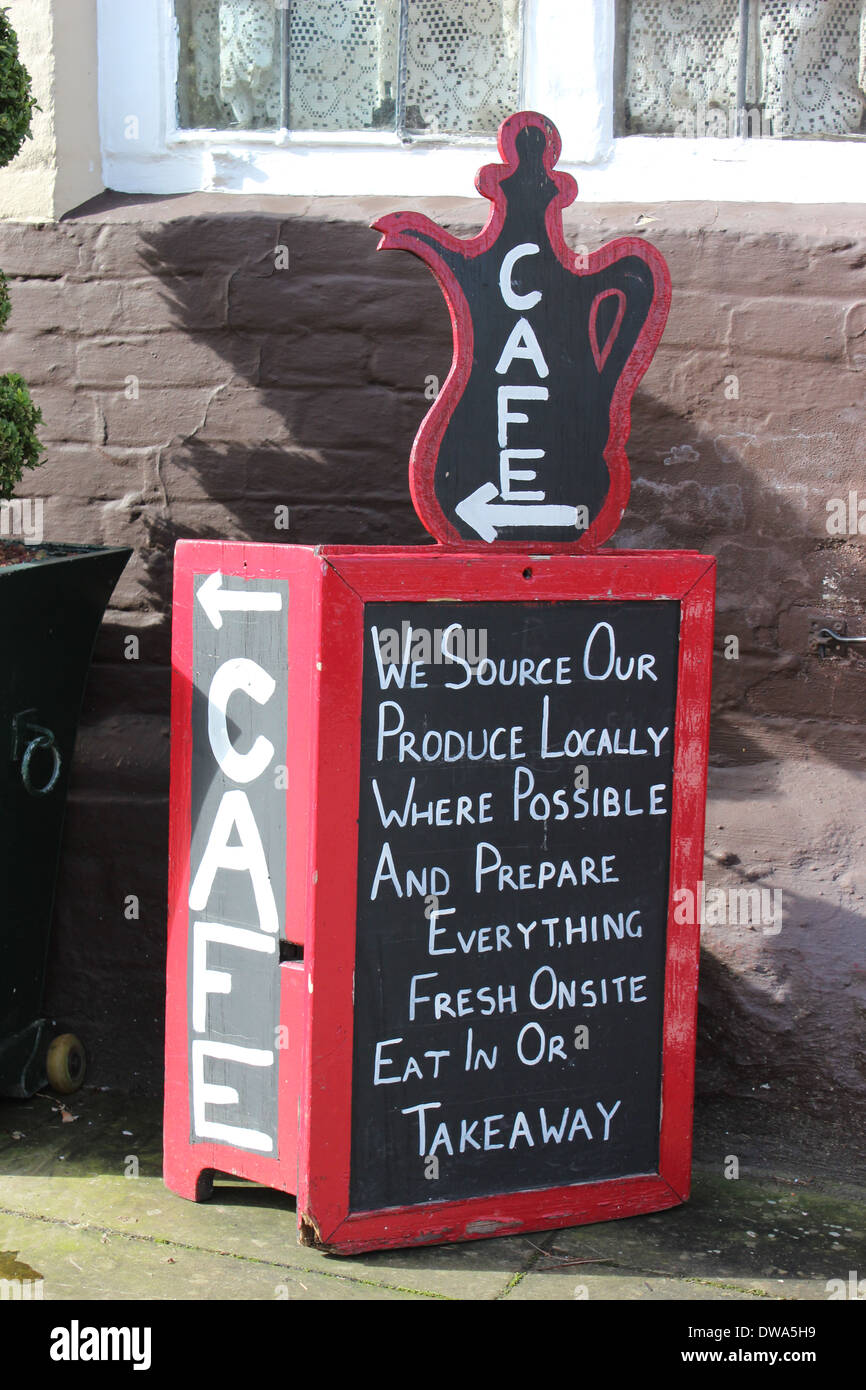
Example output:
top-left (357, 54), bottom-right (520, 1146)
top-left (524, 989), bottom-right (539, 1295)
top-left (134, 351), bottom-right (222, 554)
top-left (164, 113), bottom-right (715, 1256)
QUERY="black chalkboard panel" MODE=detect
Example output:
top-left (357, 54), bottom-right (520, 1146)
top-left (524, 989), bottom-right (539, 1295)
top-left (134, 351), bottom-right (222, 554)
top-left (350, 599), bottom-right (679, 1212)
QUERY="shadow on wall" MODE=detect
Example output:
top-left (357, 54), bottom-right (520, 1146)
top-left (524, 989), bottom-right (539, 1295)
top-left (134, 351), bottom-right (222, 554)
top-left (133, 210), bottom-right (437, 618)
top-left (47, 205), bottom-right (866, 1113)
top-left (129, 209), bottom-right (866, 741)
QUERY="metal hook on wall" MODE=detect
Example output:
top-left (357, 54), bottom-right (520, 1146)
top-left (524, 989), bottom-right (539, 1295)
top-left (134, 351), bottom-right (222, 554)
top-left (815, 627), bottom-right (866, 660)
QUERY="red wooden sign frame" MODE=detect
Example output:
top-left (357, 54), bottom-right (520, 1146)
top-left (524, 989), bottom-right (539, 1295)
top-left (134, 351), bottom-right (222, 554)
top-left (165, 541), bottom-right (714, 1254)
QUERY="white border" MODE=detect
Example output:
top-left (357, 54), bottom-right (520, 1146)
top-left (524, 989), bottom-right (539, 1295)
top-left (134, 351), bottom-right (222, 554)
top-left (98, 0), bottom-right (866, 203)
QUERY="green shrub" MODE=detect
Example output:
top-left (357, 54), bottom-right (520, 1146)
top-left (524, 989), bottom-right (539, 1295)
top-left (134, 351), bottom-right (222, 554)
top-left (0, 373), bottom-right (43, 500)
top-left (0, 8), bottom-right (37, 169)
top-left (0, 11), bottom-right (41, 505)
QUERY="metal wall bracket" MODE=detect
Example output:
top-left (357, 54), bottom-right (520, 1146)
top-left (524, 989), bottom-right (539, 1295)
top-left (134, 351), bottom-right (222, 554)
top-left (813, 625), bottom-right (866, 660)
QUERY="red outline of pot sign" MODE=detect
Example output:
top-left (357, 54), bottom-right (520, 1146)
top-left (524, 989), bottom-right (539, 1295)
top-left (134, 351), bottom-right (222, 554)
top-left (373, 111), bottom-right (671, 550)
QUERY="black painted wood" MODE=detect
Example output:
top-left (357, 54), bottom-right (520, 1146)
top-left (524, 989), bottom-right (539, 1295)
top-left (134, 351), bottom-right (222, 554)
top-left (420, 158), bottom-right (654, 541)
top-left (374, 112), bottom-right (671, 547)
top-left (350, 599), bottom-right (679, 1212)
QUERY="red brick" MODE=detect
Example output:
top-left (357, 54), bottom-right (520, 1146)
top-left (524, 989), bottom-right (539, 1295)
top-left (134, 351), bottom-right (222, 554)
top-left (99, 497), bottom-right (162, 553)
top-left (805, 236), bottom-right (866, 297)
top-left (642, 347), bottom-right (737, 416)
top-left (283, 445), bottom-right (415, 502)
top-left (667, 352), bottom-right (862, 415)
top-left (12, 444), bottom-right (152, 499)
top-left (98, 560), bottom-right (165, 619)
top-left (15, 273), bottom-right (227, 336)
top-left (662, 290), bottom-right (733, 351)
top-left (72, 713), bottom-right (169, 796)
top-left (260, 330), bottom-right (373, 387)
top-left (712, 539), bottom-right (816, 628)
top-left (845, 301), bottom-right (866, 372)
top-left (0, 329), bottom-right (75, 383)
top-left (653, 226), bottom-right (813, 296)
top-left (746, 662), bottom-right (865, 723)
top-left (98, 386), bottom-right (216, 446)
top-left (5, 277), bottom-right (154, 335)
top-left (0, 222), bottom-right (84, 277)
top-left (159, 439), bottom-right (412, 508)
top-left (162, 497), bottom-right (268, 539)
top-left (730, 296), bottom-right (848, 362)
top-left (228, 270), bottom-right (444, 337)
top-left (160, 443), bottom-right (313, 503)
top-left (282, 216), bottom-right (426, 282)
top-left (629, 476), bottom-right (746, 541)
top-left (194, 385), bottom-right (300, 446)
top-left (86, 658), bottom-right (170, 716)
top-left (29, 387), bottom-right (102, 444)
top-left (5, 277), bottom-right (68, 332)
top-left (29, 494), bottom-right (108, 547)
top-left (159, 448), bottom-right (245, 503)
top-left (263, 501), bottom-right (428, 546)
top-left (76, 334), bottom-right (258, 389)
top-left (296, 385), bottom-right (420, 451)
top-left (118, 274), bottom-right (229, 332)
top-left (95, 216), bottom-right (286, 277)
top-left (368, 335), bottom-right (451, 392)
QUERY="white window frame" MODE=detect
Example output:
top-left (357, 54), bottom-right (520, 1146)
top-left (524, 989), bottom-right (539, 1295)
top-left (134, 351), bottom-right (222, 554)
top-left (98, 0), bottom-right (866, 202)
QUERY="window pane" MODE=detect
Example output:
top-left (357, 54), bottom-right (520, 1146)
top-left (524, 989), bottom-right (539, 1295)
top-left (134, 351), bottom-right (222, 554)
top-left (288, 1), bottom-right (399, 131)
top-left (620, 0), bottom-right (866, 138)
top-left (758, 0), bottom-right (866, 135)
top-left (176, 0), bottom-right (521, 135)
top-left (404, 0), bottom-right (522, 134)
top-left (176, 0), bottom-right (282, 130)
top-left (622, 0), bottom-right (741, 135)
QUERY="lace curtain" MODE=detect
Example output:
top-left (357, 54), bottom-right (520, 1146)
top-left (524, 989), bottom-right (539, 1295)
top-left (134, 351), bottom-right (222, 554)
top-left (624, 0), bottom-right (866, 135)
top-left (175, 0), bottom-right (521, 134)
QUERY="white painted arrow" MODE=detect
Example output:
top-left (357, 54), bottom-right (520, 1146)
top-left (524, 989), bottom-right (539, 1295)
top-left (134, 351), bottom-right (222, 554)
top-left (196, 571), bottom-right (283, 630)
top-left (455, 482), bottom-right (585, 542)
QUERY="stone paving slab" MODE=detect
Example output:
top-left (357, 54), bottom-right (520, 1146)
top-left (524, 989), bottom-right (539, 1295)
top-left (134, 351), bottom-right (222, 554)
top-left (523, 1172), bottom-right (866, 1296)
top-left (0, 1173), bottom-right (545, 1300)
top-left (506, 1264), bottom-right (766, 1300)
top-left (0, 1211), bottom-right (430, 1301)
top-left (0, 1091), bottom-right (542, 1299)
top-left (2, 1089), bottom-right (864, 1302)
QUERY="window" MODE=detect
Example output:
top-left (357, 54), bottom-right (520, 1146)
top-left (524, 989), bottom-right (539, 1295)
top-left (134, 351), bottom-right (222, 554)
top-left (175, 0), bottom-right (523, 137)
top-left (618, 0), bottom-right (866, 139)
top-left (98, 0), bottom-right (866, 201)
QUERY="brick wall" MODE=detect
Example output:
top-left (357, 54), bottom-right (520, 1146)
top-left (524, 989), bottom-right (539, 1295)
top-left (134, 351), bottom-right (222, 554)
top-left (0, 193), bottom-right (863, 1115)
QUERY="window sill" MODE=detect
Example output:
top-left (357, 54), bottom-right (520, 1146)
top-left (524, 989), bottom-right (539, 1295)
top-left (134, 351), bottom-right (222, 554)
top-left (103, 131), bottom-right (866, 204)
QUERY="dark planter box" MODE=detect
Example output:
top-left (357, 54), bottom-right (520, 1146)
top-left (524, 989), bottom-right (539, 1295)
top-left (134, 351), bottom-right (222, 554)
top-left (0, 542), bottom-right (131, 1097)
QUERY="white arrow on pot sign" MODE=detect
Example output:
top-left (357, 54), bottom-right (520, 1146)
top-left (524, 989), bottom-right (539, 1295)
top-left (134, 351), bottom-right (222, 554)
top-left (455, 482), bottom-right (587, 543)
top-left (196, 571), bottom-right (283, 630)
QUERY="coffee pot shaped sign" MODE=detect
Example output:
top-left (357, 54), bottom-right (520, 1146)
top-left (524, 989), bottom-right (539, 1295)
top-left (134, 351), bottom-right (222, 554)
top-left (374, 111), bottom-right (671, 549)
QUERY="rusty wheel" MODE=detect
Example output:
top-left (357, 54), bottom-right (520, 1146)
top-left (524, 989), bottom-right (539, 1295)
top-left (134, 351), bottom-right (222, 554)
top-left (46, 1033), bottom-right (86, 1095)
